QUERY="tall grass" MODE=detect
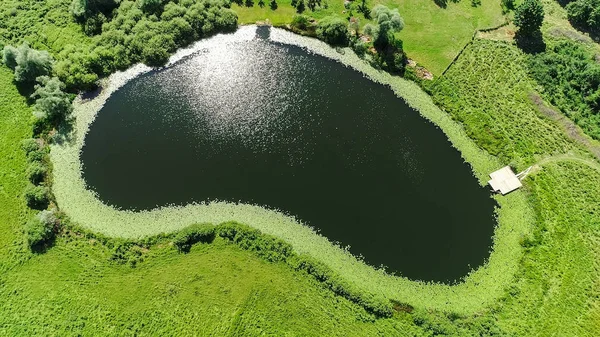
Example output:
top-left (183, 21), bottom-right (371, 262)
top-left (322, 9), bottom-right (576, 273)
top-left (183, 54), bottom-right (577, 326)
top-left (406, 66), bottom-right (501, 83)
top-left (50, 26), bottom-right (534, 314)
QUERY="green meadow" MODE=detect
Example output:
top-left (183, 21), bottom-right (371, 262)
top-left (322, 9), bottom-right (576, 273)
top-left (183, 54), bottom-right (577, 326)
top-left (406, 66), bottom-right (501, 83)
top-left (1, 0), bottom-right (599, 335)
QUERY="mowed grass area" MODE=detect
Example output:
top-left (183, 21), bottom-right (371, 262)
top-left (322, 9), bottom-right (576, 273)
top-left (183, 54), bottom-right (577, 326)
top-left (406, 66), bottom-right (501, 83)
top-left (234, 0), bottom-right (505, 75)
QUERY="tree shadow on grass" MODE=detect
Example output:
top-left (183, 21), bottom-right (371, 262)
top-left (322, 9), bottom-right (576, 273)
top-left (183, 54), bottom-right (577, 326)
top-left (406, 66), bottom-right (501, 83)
top-left (515, 30), bottom-right (547, 54)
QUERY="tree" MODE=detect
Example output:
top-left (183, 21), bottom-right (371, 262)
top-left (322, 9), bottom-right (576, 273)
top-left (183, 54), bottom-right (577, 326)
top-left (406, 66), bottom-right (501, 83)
top-left (316, 17), bottom-right (349, 45)
top-left (25, 210), bottom-right (57, 250)
top-left (370, 5), bottom-right (404, 50)
top-left (31, 76), bottom-right (73, 124)
top-left (1, 44), bottom-right (53, 85)
top-left (514, 0), bottom-right (544, 35)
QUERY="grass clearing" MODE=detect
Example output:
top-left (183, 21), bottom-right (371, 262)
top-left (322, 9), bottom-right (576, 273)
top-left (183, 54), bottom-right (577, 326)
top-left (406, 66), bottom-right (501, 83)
top-left (235, 0), bottom-right (505, 75)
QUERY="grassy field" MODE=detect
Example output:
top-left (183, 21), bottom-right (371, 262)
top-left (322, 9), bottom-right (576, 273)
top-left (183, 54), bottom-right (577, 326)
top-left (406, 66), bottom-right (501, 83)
top-left (0, 67), bottom-right (32, 272)
top-left (1, 0), bottom-right (600, 335)
top-left (428, 37), bottom-right (600, 335)
top-left (234, 0), bottom-right (505, 75)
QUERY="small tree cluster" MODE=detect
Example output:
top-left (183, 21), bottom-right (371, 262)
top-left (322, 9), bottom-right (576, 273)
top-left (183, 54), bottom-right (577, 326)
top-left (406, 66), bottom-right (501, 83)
top-left (363, 5), bottom-right (406, 73)
top-left (57, 0), bottom-right (239, 90)
top-left (514, 0), bottom-right (544, 35)
top-left (1, 43), bottom-right (53, 85)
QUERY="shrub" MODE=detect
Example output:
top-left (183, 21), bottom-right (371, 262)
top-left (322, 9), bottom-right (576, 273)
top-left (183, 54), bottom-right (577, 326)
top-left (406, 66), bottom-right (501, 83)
top-left (26, 162), bottom-right (47, 185)
top-left (21, 138), bottom-right (41, 154)
top-left (24, 185), bottom-right (50, 210)
top-left (25, 210), bottom-right (58, 249)
top-left (316, 17), bottom-right (349, 45)
top-left (26, 149), bottom-right (46, 163)
top-left (514, 0), bottom-right (544, 35)
top-left (291, 14), bottom-right (310, 30)
top-left (173, 223), bottom-right (216, 252)
top-left (216, 222), bottom-right (293, 262)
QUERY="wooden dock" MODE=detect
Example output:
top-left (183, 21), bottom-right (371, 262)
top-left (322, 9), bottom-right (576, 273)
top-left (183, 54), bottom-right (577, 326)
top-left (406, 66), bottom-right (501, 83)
top-left (488, 166), bottom-right (522, 195)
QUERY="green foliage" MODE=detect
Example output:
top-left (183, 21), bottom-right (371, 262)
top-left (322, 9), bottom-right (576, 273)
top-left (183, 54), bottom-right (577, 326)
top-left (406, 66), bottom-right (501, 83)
top-left (216, 222), bottom-right (293, 263)
top-left (291, 14), bottom-right (310, 30)
top-left (71, 0), bottom-right (119, 20)
top-left (1, 44), bottom-right (53, 85)
top-left (513, 0), bottom-right (544, 35)
top-left (56, 0), bottom-right (239, 89)
top-left (31, 76), bottom-right (73, 125)
top-left (21, 138), bottom-right (40, 154)
top-left (26, 162), bottom-right (47, 185)
top-left (138, 0), bottom-right (164, 13)
top-left (316, 16), bottom-right (348, 45)
top-left (173, 223), bottom-right (216, 252)
top-left (24, 185), bottom-right (50, 210)
top-left (527, 41), bottom-right (600, 140)
top-left (566, 0), bottom-right (600, 34)
top-left (25, 210), bottom-right (57, 249)
top-left (365, 5), bottom-right (406, 73)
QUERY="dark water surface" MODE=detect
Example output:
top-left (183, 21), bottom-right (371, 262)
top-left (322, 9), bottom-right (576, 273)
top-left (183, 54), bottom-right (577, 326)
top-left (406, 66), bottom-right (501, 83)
top-left (81, 28), bottom-right (496, 283)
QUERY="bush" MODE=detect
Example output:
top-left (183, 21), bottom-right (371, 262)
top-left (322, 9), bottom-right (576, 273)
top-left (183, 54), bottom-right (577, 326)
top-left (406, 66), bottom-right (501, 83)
top-left (21, 138), bottom-right (41, 154)
top-left (173, 223), bottom-right (216, 252)
top-left (216, 222), bottom-right (293, 262)
top-left (26, 162), bottom-right (47, 185)
top-left (24, 185), bottom-right (50, 210)
top-left (26, 149), bottom-right (46, 163)
top-left (527, 41), bottom-right (600, 139)
top-left (291, 14), bottom-right (310, 30)
top-left (316, 17), bottom-right (349, 45)
top-left (25, 210), bottom-right (58, 249)
top-left (514, 0), bottom-right (544, 35)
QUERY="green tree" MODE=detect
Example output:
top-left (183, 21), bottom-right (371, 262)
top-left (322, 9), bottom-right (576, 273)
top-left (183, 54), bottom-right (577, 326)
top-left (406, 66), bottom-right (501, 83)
top-left (514, 0), bottom-right (544, 35)
top-left (31, 76), bottom-right (73, 124)
top-left (316, 17), bottom-right (349, 45)
top-left (25, 210), bottom-right (57, 250)
top-left (1, 44), bottom-right (53, 85)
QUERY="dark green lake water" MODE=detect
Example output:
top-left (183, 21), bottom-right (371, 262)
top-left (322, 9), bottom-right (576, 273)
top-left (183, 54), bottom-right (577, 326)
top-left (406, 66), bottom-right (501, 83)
top-left (81, 28), bottom-right (496, 283)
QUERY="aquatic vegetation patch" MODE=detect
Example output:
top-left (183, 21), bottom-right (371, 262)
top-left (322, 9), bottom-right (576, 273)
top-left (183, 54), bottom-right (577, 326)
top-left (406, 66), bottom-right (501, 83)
top-left (50, 26), bottom-right (534, 314)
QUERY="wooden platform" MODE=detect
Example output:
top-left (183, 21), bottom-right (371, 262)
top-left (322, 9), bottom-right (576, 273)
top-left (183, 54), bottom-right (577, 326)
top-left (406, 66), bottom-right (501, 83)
top-left (488, 166), bottom-right (522, 195)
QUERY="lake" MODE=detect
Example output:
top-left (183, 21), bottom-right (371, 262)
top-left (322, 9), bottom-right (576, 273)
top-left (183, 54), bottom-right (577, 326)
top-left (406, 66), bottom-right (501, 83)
top-left (81, 27), bottom-right (496, 283)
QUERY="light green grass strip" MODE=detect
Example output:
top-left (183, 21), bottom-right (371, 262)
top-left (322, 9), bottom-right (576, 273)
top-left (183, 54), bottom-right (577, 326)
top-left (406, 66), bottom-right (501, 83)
top-left (51, 26), bottom-right (534, 314)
